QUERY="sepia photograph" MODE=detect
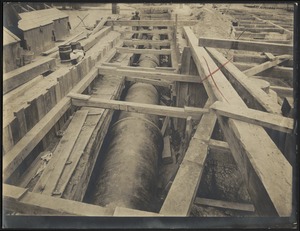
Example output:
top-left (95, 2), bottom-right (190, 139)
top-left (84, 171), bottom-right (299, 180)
top-left (2, 1), bottom-right (298, 229)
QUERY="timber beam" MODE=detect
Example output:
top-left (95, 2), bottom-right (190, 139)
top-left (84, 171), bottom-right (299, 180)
top-left (116, 47), bottom-right (172, 55)
top-left (199, 37), bottom-right (293, 55)
top-left (206, 47), bottom-right (282, 114)
top-left (3, 184), bottom-right (113, 216)
top-left (98, 66), bottom-right (201, 83)
top-left (68, 93), bottom-right (209, 120)
top-left (106, 19), bottom-right (198, 27)
top-left (183, 26), bottom-right (292, 217)
top-left (122, 39), bottom-right (170, 46)
top-left (210, 101), bottom-right (294, 133)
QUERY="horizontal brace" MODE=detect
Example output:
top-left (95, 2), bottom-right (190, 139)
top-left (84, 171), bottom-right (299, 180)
top-left (68, 93), bottom-right (209, 119)
top-left (116, 47), bottom-right (172, 55)
top-left (122, 39), bottom-right (171, 46)
top-left (125, 76), bottom-right (172, 87)
top-left (98, 66), bottom-right (201, 83)
top-left (210, 101), bottom-right (293, 133)
top-left (106, 19), bottom-right (198, 27)
top-left (199, 37), bottom-right (293, 55)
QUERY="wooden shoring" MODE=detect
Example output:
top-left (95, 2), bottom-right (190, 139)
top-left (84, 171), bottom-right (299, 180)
top-left (199, 37), bottom-right (293, 55)
top-left (3, 184), bottom-right (113, 216)
top-left (3, 68), bottom-right (98, 182)
top-left (122, 39), bottom-right (170, 46)
top-left (68, 93), bottom-right (209, 120)
top-left (3, 57), bottom-right (56, 94)
top-left (243, 55), bottom-right (291, 76)
top-left (116, 47), bottom-right (172, 55)
top-left (98, 66), bottom-right (201, 83)
top-left (181, 27), bottom-right (292, 217)
top-left (160, 100), bottom-right (217, 215)
top-left (106, 19), bottom-right (198, 27)
top-left (210, 101), bottom-right (294, 133)
top-left (206, 47), bottom-right (282, 114)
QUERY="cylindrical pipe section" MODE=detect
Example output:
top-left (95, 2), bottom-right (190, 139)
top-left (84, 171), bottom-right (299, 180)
top-left (89, 35), bottom-right (163, 211)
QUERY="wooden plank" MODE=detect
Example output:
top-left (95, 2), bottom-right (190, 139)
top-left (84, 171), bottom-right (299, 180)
top-left (53, 113), bottom-right (98, 197)
top-left (3, 124), bottom-right (14, 154)
top-left (91, 17), bottom-right (107, 35)
top-left (113, 207), bottom-right (162, 216)
top-left (210, 101), bottom-right (293, 133)
top-left (121, 29), bottom-right (172, 35)
top-left (270, 86), bottom-right (293, 98)
top-left (160, 107), bottom-right (216, 215)
top-left (264, 52), bottom-right (276, 60)
top-left (3, 58), bottom-right (55, 94)
top-left (98, 66), bottom-right (201, 83)
top-left (194, 197), bottom-right (255, 212)
top-left (13, 108), bottom-right (28, 139)
top-left (162, 136), bottom-right (173, 164)
top-left (125, 76), bottom-right (171, 87)
top-left (3, 68), bottom-right (98, 182)
top-left (184, 26), bottom-right (292, 216)
top-left (243, 56), bottom-right (290, 76)
top-left (117, 47), bottom-right (172, 55)
top-left (199, 37), bottom-right (293, 55)
top-left (68, 93), bottom-right (209, 119)
top-left (24, 99), bottom-right (39, 131)
top-left (106, 19), bottom-right (197, 27)
top-left (235, 27), bottom-right (285, 33)
top-left (33, 110), bottom-right (88, 195)
top-left (161, 116), bottom-right (170, 136)
top-left (206, 48), bottom-right (282, 114)
top-left (123, 39), bottom-right (170, 46)
top-left (3, 184), bottom-right (112, 216)
top-left (208, 139), bottom-right (230, 152)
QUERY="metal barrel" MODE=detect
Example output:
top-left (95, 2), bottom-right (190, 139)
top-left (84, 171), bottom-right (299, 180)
top-left (89, 36), bottom-right (163, 211)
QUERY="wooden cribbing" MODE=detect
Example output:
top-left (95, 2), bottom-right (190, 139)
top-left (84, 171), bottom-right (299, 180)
top-left (3, 57), bottom-right (56, 94)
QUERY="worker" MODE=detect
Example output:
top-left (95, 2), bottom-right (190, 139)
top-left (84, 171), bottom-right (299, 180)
top-left (70, 46), bottom-right (85, 65)
top-left (131, 11), bottom-right (140, 39)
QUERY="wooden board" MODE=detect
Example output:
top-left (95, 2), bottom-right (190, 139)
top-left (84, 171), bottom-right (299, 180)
top-left (32, 110), bottom-right (88, 195)
top-left (3, 184), bottom-right (113, 216)
top-left (69, 93), bottom-right (209, 120)
top-left (243, 56), bottom-right (290, 76)
top-left (123, 39), bottom-right (170, 46)
top-left (117, 47), bottom-right (172, 55)
top-left (194, 197), bottom-right (255, 212)
top-left (98, 66), bottom-right (201, 83)
top-left (162, 136), bottom-right (173, 164)
top-left (3, 58), bottom-right (56, 94)
top-left (125, 76), bottom-right (171, 87)
top-left (210, 101), bottom-right (293, 133)
top-left (160, 105), bottom-right (217, 215)
top-left (199, 37), bottom-right (293, 55)
top-left (106, 19), bottom-right (198, 27)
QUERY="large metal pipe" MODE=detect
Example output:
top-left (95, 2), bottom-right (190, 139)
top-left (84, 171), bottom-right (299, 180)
top-left (90, 34), bottom-right (164, 211)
